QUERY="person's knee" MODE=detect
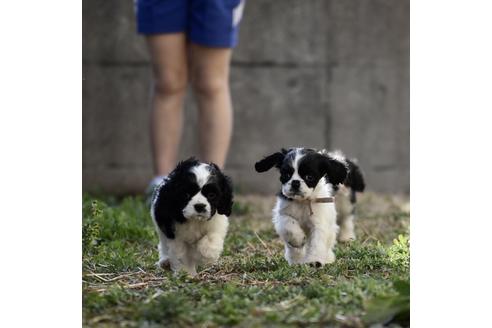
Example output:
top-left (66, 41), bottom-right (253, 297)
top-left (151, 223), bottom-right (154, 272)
top-left (191, 71), bottom-right (228, 97)
top-left (154, 70), bottom-right (188, 96)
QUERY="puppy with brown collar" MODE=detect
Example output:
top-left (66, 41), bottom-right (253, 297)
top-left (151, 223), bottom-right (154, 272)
top-left (255, 148), bottom-right (365, 266)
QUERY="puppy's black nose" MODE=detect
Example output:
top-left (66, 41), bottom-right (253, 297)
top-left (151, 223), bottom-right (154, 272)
top-left (291, 180), bottom-right (301, 190)
top-left (194, 203), bottom-right (206, 213)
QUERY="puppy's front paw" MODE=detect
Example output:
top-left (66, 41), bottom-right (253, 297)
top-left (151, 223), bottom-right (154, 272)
top-left (185, 266), bottom-right (198, 277)
top-left (308, 262), bottom-right (323, 268)
top-left (305, 250), bottom-right (336, 266)
top-left (305, 257), bottom-right (326, 267)
top-left (156, 258), bottom-right (171, 270)
top-left (284, 231), bottom-right (306, 248)
top-left (326, 249), bottom-right (336, 264)
top-left (338, 229), bottom-right (356, 243)
top-left (287, 239), bottom-right (305, 248)
top-left (197, 238), bottom-right (221, 262)
top-left (172, 266), bottom-right (197, 277)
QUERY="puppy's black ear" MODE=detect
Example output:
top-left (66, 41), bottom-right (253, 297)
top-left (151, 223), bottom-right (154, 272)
top-left (152, 184), bottom-right (178, 239)
top-left (345, 159), bottom-right (365, 192)
top-left (211, 164), bottom-right (234, 217)
top-left (255, 151), bottom-right (286, 172)
top-left (172, 157), bottom-right (199, 177)
top-left (320, 156), bottom-right (348, 186)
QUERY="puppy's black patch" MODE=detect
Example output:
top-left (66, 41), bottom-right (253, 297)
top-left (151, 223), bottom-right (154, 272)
top-left (345, 159), bottom-right (366, 192)
top-left (298, 152), bottom-right (348, 187)
top-left (279, 163), bottom-right (294, 184)
top-left (319, 156), bottom-right (348, 186)
top-left (297, 152), bottom-right (327, 188)
top-left (153, 158), bottom-right (200, 239)
top-left (209, 163), bottom-right (234, 217)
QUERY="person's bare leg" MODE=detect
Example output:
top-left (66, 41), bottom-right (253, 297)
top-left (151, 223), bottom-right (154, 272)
top-left (189, 44), bottom-right (233, 168)
top-left (147, 33), bottom-right (188, 176)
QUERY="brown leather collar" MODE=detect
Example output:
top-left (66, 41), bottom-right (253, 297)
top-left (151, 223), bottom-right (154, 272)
top-left (281, 194), bottom-right (335, 215)
top-left (301, 197), bottom-right (335, 215)
top-left (312, 197), bottom-right (335, 204)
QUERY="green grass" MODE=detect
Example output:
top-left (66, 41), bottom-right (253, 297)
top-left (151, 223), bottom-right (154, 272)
top-left (83, 193), bottom-right (410, 327)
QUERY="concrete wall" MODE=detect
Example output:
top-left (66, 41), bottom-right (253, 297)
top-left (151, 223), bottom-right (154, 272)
top-left (83, 0), bottom-right (409, 195)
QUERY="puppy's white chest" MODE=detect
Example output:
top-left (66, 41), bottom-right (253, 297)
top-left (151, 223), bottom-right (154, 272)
top-left (175, 220), bottom-right (207, 244)
top-left (275, 201), bottom-right (313, 232)
top-left (283, 203), bottom-right (310, 224)
top-left (275, 197), bottom-right (336, 232)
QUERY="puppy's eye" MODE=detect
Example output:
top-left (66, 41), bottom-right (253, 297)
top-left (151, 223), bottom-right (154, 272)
top-left (207, 192), bottom-right (217, 200)
top-left (305, 175), bottom-right (314, 182)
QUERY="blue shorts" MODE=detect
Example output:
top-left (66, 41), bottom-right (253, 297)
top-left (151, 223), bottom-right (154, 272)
top-left (136, 0), bottom-right (245, 48)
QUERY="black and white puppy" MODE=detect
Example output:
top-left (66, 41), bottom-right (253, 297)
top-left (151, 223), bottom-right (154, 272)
top-left (151, 157), bottom-right (233, 276)
top-left (255, 148), bottom-right (365, 266)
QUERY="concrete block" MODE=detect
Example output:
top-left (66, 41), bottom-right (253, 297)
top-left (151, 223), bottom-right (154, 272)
top-left (83, 64), bottom-right (152, 193)
top-left (83, 65), bottom-right (152, 167)
top-left (233, 0), bottom-right (329, 64)
top-left (83, 0), bottom-right (149, 63)
top-left (328, 62), bottom-right (409, 193)
top-left (328, 0), bottom-right (410, 65)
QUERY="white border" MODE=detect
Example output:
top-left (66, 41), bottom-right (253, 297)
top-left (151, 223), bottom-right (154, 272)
top-left (412, 0), bottom-right (492, 326)
top-left (0, 1), bottom-right (81, 326)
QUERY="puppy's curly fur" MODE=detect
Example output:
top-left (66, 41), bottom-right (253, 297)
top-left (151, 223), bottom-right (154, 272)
top-left (151, 158), bottom-right (233, 276)
top-left (255, 148), bottom-right (365, 266)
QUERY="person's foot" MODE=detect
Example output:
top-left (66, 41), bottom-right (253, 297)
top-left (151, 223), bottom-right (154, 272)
top-left (146, 175), bottom-right (167, 207)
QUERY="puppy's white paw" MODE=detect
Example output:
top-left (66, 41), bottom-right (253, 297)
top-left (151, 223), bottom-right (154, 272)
top-left (284, 230), bottom-right (306, 248)
top-left (305, 249), bottom-right (336, 267)
top-left (285, 245), bottom-right (306, 265)
top-left (197, 238), bottom-right (221, 263)
top-left (185, 266), bottom-right (198, 277)
top-left (326, 249), bottom-right (336, 264)
top-left (172, 266), bottom-right (197, 277)
top-left (338, 229), bottom-right (356, 243)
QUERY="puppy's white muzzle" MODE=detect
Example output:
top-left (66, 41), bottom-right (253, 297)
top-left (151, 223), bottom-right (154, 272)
top-left (282, 180), bottom-right (311, 200)
top-left (182, 192), bottom-right (211, 220)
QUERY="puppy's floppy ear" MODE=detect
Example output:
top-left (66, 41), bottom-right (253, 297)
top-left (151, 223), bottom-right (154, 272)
top-left (345, 159), bottom-right (365, 192)
top-left (211, 163), bottom-right (234, 217)
top-left (255, 150), bottom-right (286, 172)
top-left (319, 155), bottom-right (348, 186)
top-left (152, 182), bottom-right (185, 239)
